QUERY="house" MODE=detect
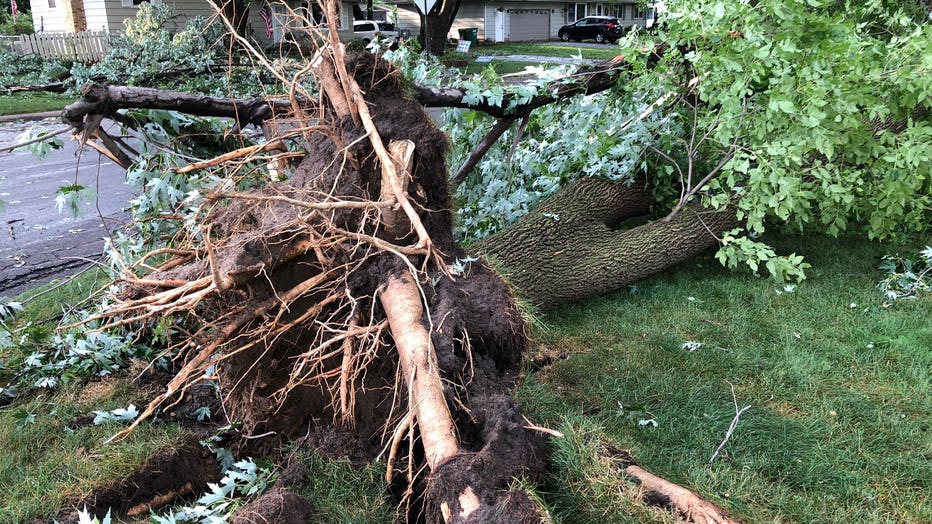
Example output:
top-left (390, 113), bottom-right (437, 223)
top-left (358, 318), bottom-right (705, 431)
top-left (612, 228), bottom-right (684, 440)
top-left (392, 0), bottom-right (662, 42)
top-left (29, 0), bottom-right (353, 46)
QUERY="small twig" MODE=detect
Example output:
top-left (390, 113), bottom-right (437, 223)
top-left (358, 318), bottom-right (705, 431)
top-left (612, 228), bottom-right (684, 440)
top-left (706, 382), bottom-right (750, 475)
top-left (0, 126), bottom-right (71, 153)
top-left (243, 431), bottom-right (277, 440)
top-left (522, 415), bottom-right (564, 438)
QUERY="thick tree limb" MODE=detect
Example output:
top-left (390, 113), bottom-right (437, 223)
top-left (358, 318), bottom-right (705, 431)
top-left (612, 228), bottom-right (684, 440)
top-left (61, 84), bottom-right (297, 130)
top-left (413, 45), bottom-right (667, 118)
top-left (476, 178), bottom-right (739, 309)
top-left (451, 117), bottom-right (515, 184)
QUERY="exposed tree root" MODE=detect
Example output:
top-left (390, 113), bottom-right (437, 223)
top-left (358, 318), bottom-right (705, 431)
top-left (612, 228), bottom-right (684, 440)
top-left (625, 465), bottom-right (741, 524)
top-left (63, 48), bottom-right (550, 523)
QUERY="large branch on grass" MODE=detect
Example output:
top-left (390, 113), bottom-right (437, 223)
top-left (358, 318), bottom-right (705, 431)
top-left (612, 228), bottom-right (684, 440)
top-left (61, 84), bottom-right (298, 130)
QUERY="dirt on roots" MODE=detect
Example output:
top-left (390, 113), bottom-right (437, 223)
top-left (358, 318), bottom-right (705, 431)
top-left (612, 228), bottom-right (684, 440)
top-left (75, 51), bottom-right (549, 523)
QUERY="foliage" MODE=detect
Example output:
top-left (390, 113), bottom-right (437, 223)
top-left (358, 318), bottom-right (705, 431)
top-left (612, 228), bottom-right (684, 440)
top-left (0, 9), bottom-right (34, 35)
top-left (12, 125), bottom-right (64, 159)
top-left (445, 89), bottom-right (674, 241)
top-left (621, 0), bottom-right (931, 275)
top-left (72, 507), bottom-right (111, 524)
top-left (69, 4), bottom-right (274, 96)
top-left (0, 49), bottom-right (69, 91)
top-left (877, 246), bottom-right (932, 302)
top-left (0, 305), bottom-right (161, 400)
top-left (90, 403), bottom-right (139, 425)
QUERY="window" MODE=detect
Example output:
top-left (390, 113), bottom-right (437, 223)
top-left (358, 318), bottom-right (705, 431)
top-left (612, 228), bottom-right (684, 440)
top-left (633, 7), bottom-right (647, 19)
top-left (569, 3), bottom-right (587, 24)
top-left (121, 0), bottom-right (160, 7)
top-left (611, 4), bottom-right (625, 20)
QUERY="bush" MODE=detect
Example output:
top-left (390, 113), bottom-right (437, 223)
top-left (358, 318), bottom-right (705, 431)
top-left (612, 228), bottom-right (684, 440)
top-left (0, 49), bottom-right (69, 91)
top-left (0, 10), bottom-right (33, 35)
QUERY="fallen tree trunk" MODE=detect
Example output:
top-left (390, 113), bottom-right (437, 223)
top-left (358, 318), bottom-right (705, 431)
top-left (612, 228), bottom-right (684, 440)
top-left (475, 178), bottom-right (739, 309)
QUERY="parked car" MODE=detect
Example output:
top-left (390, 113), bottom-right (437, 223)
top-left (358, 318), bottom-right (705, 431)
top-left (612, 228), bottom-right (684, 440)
top-left (353, 20), bottom-right (400, 44)
top-left (557, 16), bottom-right (624, 43)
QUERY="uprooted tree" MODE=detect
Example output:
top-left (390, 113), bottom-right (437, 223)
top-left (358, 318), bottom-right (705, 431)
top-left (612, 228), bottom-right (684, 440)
top-left (51, 0), bottom-right (929, 522)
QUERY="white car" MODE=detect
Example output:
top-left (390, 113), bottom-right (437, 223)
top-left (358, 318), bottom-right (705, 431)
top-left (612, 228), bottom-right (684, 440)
top-left (353, 20), bottom-right (400, 44)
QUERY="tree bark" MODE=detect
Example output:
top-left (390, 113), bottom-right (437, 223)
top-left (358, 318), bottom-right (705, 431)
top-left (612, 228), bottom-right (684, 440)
top-left (475, 178), bottom-right (739, 310)
top-left (61, 84), bottom-right (296, 130)
top-left (209, 0), bottom-right (250, 38)
top-left (420, 0), bottom-right (463, 55)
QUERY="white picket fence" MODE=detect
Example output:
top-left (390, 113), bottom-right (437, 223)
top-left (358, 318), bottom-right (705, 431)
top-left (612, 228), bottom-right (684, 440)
top-left (13, 31), bottom-right (110, 62)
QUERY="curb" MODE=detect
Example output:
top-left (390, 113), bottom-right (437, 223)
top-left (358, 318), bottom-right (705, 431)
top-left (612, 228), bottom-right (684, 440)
top-left (0, 111), bottom-right (62, 123)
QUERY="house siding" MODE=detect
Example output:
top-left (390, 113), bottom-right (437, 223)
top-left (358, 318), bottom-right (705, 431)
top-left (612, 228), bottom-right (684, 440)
top-left (448, 2), bottom-right (483, 40)
top-left (83, 0), bottom-right (110, 32)
top-left (101, 0), bottom-right (216, 33)
top-left (31, 0), bottom-right (69, 32)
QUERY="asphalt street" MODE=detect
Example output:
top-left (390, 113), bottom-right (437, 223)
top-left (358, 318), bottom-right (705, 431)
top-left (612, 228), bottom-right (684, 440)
top-left (0, 118), bottom-right (134, 299)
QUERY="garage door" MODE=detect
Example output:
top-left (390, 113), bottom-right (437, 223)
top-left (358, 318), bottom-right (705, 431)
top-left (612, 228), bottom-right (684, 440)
top-left (508, 9), bottom-right (550, 41)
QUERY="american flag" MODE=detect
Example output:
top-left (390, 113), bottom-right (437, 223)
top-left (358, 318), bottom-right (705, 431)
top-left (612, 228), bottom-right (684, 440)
top-left (11, 0), bottom-right (18, 21)
top-left (258, 2), bottom-right (273, 40)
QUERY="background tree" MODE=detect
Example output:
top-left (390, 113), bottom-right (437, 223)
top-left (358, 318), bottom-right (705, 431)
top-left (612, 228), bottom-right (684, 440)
top-left (414, 0), bottom-right (462, 55)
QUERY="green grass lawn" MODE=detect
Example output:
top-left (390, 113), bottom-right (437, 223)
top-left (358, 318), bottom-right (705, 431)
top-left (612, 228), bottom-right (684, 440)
top-left (470, 41), bottom-right (622, 61)
top-left (1, 234), bottom-right (928, 522)
top-left (0, 92), bottom-right (72, 116)
top-left (0, 381), bottom-right (185, 522)
top-left (442, 41), bottom-right (621, 76)
top-left (520, 233), bottom-right (931, 522)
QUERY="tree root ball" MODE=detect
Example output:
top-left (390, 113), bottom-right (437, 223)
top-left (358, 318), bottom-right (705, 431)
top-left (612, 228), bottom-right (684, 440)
top-left (114, 50), bottom-right (550, 523)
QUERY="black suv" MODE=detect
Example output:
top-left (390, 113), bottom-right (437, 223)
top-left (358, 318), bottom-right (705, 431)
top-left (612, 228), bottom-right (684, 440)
top-left (557, 16), bottom-right (623, 44)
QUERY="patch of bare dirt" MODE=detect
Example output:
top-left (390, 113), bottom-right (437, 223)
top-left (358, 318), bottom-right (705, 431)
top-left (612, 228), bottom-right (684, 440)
top-left (231, 488), bottom-right (313, 524)
top-left (57, 440), bottom-right (221, 523)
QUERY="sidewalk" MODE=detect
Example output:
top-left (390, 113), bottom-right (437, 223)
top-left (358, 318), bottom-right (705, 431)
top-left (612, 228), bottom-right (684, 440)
top-left (0, 110), bottom-right (61, 123)
top-left (484, 54), bottom-right (597, 66)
